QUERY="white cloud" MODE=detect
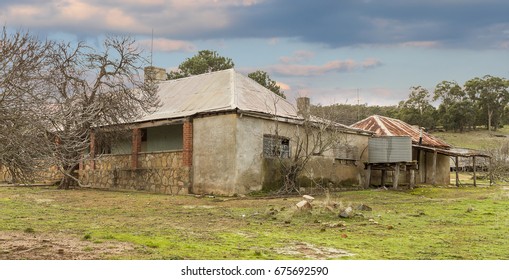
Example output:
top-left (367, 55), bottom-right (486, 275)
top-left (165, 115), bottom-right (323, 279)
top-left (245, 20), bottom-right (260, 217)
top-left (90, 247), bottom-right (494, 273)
top-left (279, 50), bottom-right (315, 64)
top-left (138, 38), bottom-right (196, 52)
top-left (269, 58), bottom-right (382, 77)
top-left (276, 81), bottom-right (291, 91)
top-left (399, 41), bottom-right (441, 48)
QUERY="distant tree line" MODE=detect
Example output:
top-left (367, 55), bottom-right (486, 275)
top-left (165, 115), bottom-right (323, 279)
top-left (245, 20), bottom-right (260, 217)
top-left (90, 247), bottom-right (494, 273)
top-left (313, 75), bottom-right (509, 132)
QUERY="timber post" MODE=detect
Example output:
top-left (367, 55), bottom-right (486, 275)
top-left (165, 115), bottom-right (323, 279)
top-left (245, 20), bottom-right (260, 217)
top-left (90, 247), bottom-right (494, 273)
top-left (393, 162), bottom-right (400, 189)
top-left (432, 150), bottom-right (437, 186)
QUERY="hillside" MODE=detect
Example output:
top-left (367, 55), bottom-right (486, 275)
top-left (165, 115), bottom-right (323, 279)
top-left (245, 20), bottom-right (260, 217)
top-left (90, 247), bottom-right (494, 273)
top-left (432, 127), bottom-right (509, 150)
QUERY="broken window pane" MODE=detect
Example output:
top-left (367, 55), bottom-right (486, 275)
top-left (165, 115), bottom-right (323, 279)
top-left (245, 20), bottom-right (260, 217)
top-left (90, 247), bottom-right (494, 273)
top-left (263, 135), bottom-right (290, 158)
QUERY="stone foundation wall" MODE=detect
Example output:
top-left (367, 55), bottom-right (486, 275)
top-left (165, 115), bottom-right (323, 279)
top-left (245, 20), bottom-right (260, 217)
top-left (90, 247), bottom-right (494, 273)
top-left (80, 151), bottom-right (190, 195)
top-left (0, 162), bottom-right (62, 184)
top-left (0, 165), bottom-right (11, 182)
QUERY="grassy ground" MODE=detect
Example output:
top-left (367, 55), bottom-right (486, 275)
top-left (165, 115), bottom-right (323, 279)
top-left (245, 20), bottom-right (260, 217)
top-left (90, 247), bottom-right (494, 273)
top-left (1, 184), bottom-right (508, 260)
top-left (433, 126), bottom-right (509, 150)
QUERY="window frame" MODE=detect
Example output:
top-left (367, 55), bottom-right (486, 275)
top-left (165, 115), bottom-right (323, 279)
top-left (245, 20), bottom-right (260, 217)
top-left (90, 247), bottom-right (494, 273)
top-left (263, 134), bottom-right (291, 159)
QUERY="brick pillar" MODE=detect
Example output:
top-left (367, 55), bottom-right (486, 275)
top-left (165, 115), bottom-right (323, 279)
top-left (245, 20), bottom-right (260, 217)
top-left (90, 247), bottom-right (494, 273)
top-left (131, 128), bottom-right (141, 169)
top-left (183, 120), bottom-right (193, 167)
top-left (89, 131), bottom-right (96, 170)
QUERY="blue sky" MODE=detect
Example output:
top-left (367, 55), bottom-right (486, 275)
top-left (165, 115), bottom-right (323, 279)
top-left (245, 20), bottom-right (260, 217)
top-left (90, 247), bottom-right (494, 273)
top-left (1, 0), bottom-right (509, 106)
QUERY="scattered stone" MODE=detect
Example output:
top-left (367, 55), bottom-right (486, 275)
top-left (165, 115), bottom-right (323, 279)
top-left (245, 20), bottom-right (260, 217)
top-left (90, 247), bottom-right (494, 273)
top-left (320, 228), bottom-right (326, 232)
top-left (57, 249), bottom-right (64, 255)
top-left (467, 207), bottom-right (475, 213)
top-left (296, 200), bottom-right (312, 210)
top-left (356, 204), bottom-right (372, 211)
top-left (339, 206), bottom-right (353, 218)
top-left (340, 233), bottom-right (348, 238)
top-left (354, 213), bottom-right (364, 218)
top-left (368, 218), bottom-right (378, 224)
top-left (303, 195), bottom-right (315, 202)
top-left (326, 222), bottom-right (346, 228)
top-left (387, 225), bottom-right (394, 230)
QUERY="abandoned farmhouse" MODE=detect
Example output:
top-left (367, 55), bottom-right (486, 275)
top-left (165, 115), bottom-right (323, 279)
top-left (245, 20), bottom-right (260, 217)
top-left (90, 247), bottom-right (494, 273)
top-left (80, 68), bottom-right (373, 195)
top-left (0, 68), bottom-right (489, 195)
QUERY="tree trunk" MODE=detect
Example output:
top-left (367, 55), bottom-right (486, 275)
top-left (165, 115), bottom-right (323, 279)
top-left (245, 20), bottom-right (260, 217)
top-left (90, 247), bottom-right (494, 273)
top-left (488, 109), bottom-right (493, 131)
top-left (58, 163), bottom-right (79, 189)
top-left (279, 164), bottom-right (300, 194)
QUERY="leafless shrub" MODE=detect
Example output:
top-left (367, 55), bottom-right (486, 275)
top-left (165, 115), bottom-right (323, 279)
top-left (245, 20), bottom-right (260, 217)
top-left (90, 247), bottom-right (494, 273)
top-left (486, 143), bottom-right (509, 183)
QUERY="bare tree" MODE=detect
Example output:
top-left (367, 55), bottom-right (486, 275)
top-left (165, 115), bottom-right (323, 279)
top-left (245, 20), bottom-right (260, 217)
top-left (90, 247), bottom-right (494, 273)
top-left (36, 35), bottom-right (159, 189)
top-left (268, 98), bottom-right (348, 194)
top-left (485, 143), bottom-right (509, 183)
top-left (0, 27), bottom-right (52, 182)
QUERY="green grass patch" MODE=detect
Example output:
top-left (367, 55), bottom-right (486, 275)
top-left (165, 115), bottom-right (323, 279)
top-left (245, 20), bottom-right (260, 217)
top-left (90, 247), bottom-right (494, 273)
top-left (433, 128), bottom-right (509, 150)
top-left (1, 185), bottom-right (508, 259)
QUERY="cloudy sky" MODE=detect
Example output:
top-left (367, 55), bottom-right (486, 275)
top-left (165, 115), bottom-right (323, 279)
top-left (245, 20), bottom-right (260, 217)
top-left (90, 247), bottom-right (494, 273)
top-left (2, 0), bottom-right (509, 106)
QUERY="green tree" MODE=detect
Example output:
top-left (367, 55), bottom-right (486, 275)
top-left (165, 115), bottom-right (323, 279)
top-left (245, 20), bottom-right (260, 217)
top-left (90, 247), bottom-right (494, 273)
top-left (465, 75), bottom-right (509, 131)
top-left (167, 50), bottom-right (234, 79)
top-left (248, 70), bottom-right (286, 99)
top-left (396, 86), bottom-right (436, 129)
top-left (433, 80), bottom-right (476, 132)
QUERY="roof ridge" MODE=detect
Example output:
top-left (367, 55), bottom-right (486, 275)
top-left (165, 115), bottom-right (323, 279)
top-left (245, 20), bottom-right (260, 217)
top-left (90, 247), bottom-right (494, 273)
top-left (158, 68), bottom-right (235, 83)
top-left (374, 115), bottom-right (393, 136)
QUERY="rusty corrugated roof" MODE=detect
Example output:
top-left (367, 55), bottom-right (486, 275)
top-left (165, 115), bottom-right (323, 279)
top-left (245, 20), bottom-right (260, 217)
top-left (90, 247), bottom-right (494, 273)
top-left (351, 115), bottom-right (451, 148)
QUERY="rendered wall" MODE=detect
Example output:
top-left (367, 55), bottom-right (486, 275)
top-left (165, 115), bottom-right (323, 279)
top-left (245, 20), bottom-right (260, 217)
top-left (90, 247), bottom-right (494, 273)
top-left (191, 114), bottom-right (370, 195)
top-left (192, 114), bottom-right (238, 195)
top-left (424, 152), bottom-right (450, 185)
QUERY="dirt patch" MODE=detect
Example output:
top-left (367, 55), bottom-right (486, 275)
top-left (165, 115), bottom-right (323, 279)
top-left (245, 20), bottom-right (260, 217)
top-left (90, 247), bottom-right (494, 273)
top-left (0, 231), bottom-right (136, 260)
top-left (275, 242), bottom-right (354, 259)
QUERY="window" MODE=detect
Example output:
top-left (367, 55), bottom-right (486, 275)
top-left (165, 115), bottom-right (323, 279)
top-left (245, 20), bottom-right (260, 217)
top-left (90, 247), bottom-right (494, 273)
top-left (263, 135), bottom-right (290, 158)
top-left (141, 125), bottom-right (183, 152)
top-left (94, 131), bottom-right (131, 155)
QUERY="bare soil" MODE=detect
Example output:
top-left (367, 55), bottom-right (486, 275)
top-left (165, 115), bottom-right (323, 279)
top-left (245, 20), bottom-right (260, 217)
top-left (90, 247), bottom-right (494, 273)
top-left (0, 231), bottom-right (136, 260)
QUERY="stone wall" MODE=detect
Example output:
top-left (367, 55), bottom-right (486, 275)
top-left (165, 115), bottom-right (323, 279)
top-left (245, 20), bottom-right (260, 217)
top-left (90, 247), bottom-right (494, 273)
top-left (80, 151), bottom-right (190, 194)
top-left (0, 162), bottom-right (62, 184)
top-left (0, 165), bottom-right (12, 182)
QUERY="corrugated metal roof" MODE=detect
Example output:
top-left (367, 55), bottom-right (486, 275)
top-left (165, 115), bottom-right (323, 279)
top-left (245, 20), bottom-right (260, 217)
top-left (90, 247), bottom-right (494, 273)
top-left (138, 69), bottom-right (299, 122)
top-left (351, 115), bottom-right (451, 148)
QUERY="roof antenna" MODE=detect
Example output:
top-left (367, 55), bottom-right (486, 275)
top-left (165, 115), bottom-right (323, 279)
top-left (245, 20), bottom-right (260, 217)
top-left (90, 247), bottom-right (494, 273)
top-left (357, 88), bottom-right (360, 121)
top-left (150, 28), bottom-right (154, 66)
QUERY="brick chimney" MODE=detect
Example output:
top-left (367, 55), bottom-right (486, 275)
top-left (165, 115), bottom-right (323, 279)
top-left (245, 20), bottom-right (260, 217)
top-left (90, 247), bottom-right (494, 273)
top-left (297, 97), bottom-right (310, 116)
top-left (144, 66), bottom-right (167, 82)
